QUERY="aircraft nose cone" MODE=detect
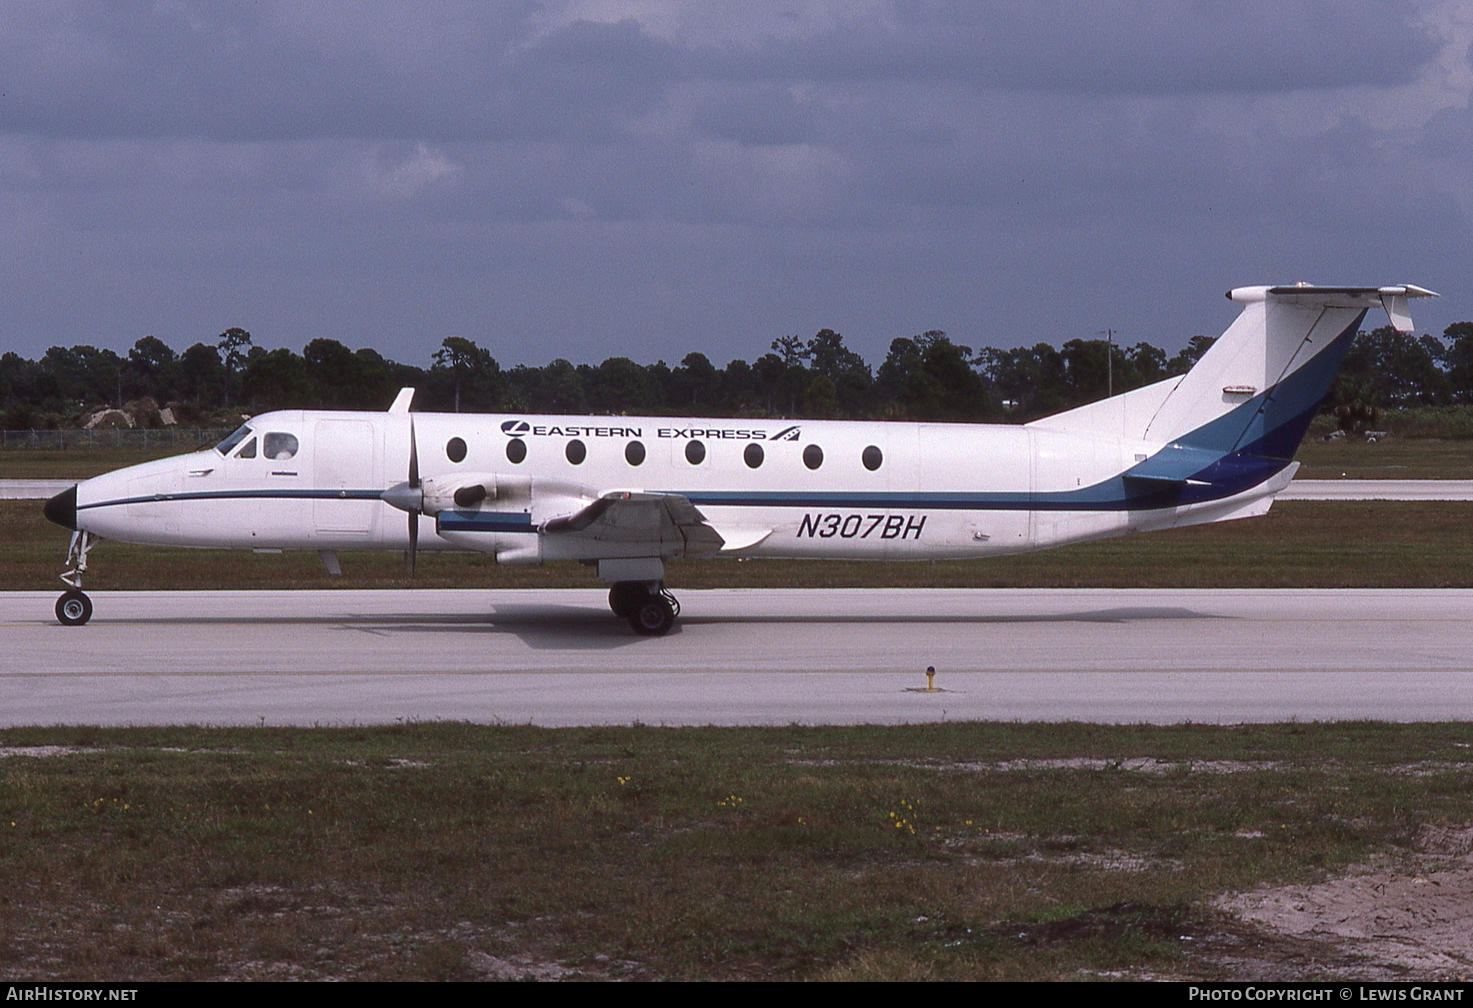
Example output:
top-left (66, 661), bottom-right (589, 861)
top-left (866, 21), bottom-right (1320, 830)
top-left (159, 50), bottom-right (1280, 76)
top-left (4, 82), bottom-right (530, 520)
top-left (44, 484), bottom-right (78, 531)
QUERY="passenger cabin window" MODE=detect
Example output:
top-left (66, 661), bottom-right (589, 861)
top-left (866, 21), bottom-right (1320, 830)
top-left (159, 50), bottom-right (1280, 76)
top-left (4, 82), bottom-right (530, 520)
top-left (264, 432), bottom-right (298, 461)
top-left (625, 440), bottom-right (645, 466)
top-left (566, 439), bottom-right (587, 465)
top-left (446, 437), bottom-right (467, 463)
top-left (862, 445), bottom-right (883, 471)
top-left (506, 438), bottom-right (527, 464)
top-left (803, 444), bottom-right (823, 470)
top-left (685, 440), bottom-right (706, 465)
top-left (235, 436), bottom-right (257, 459)
top-left (744, 443), bottom-right (764, 468)
top-left (215, 424), bottom-right (251, 456)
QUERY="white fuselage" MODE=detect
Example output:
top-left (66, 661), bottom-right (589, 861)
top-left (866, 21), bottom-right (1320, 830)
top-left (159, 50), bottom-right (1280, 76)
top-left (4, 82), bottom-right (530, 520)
top-left (73, 408), bottom-right (1287, 563)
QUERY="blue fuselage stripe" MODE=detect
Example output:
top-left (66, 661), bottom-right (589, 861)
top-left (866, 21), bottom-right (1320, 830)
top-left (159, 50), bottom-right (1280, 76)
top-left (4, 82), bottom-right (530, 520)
top-left (437, 512), bottom-right (535, 533)
top-left (77, 488), bottom-right (386, 511)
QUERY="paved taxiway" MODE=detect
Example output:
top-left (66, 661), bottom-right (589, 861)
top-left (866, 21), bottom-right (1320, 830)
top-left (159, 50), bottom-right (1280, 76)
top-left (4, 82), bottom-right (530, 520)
top-left (0, 479), bottom-right (73, 499)
top-left (1279, 479), bottom-right (1473, 500)
top-left (3, 588), bottom-right (1471, 726)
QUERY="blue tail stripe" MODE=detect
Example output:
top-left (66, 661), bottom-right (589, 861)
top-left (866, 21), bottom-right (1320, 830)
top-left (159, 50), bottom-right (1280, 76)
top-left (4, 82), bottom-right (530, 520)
top-left (1138, 309), bottom-right (1364, 463)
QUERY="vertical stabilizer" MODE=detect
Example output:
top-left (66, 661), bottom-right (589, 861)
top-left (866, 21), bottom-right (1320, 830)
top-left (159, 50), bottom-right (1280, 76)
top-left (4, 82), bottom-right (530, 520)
top-left (1143, 285), bottom-right (1434, 458)
top-left (1142, 294), bottom-right (1361, 458)
top-left (1029, 285), bottom-right (1436, 463)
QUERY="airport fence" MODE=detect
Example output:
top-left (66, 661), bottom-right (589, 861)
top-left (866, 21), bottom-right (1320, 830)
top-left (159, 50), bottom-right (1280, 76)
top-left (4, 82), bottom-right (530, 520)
top-left (0, 429), bottom-right (232, 451)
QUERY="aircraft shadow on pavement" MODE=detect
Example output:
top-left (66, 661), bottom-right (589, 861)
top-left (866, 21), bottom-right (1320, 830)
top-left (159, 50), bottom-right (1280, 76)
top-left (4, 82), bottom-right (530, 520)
top-left (681, 606), bottom-right (1231, 625)
top-left (381, 604), bottom-right (671, 651)
top-left (109, 604), bottom-right (656, 652)
top-left (101, 605), bottom-right (1224, 654)
top-left (97, 601), bottom-right (1219, 633)
top-left (284, 603), bottom-right (1229, 652)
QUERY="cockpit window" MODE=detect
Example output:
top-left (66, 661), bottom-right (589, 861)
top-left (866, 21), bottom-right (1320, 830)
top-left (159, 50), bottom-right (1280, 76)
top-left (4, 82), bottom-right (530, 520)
top-left (263, 432), bottom-right (298, 460)
top-left (235, 436), bottom-right (257, 459)
top-left (215, 424), bottom-right (252, 455)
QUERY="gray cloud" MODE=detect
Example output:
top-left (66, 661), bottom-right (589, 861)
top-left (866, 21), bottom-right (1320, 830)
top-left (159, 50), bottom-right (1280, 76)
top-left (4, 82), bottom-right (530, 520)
top-left (0, 1), bottom-right (1468, 370)
top-left (699, 1), bottom-right (1439, 93)
top-left (1, 2), bottom-right (1440, 144)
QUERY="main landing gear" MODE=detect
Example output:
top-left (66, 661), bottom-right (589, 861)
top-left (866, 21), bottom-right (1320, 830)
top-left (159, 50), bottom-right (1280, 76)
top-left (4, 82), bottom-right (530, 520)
top-left (55, 531), bottom-right (96, 626)
top-left (608, 580), bottom-right (680, 637)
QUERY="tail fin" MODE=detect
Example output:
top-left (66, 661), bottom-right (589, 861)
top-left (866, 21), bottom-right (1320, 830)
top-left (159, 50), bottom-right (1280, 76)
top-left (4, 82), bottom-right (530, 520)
top-left (1030, 284), bottom-right (1436, 461)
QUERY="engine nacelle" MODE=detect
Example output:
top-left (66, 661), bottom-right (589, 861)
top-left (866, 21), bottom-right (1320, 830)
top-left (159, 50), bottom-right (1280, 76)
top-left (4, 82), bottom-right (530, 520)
top-left (417, 472), bottom-right (500, 515)
top-left (429, 474), bottom-right (600, 564)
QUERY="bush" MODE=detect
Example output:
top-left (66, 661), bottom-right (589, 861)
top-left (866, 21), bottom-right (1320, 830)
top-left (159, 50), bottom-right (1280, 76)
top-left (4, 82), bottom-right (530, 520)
top-left (1375, 406), bottom-right (1473, 439)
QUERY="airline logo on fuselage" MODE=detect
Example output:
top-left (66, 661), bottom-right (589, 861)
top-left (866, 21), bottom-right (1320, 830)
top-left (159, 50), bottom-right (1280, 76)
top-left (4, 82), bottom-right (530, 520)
top-left (498, 420), bottom-right (801, 441)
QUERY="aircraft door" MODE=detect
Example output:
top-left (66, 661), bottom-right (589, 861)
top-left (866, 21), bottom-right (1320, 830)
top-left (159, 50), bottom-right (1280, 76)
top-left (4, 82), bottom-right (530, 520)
top-left (919, 425), bottom-right (1030, 555)
top-left (314, 420), bottom-right (378, 535)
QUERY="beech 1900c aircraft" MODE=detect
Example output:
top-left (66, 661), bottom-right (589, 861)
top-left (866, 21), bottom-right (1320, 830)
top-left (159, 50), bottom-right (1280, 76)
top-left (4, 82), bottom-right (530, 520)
top-left (43, 283), bottom-right (1436, 635)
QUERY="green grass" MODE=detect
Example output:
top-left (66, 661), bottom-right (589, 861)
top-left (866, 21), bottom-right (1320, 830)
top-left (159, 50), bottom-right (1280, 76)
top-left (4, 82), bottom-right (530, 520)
top-left (1293, 436), bottom-right (1473, 479)
top-left (0, 447), bottom-right (209, 480)
top-left (2, 722), bottom-right (1471, 981)
top-left (7, 498), bottom-right (1473, 590)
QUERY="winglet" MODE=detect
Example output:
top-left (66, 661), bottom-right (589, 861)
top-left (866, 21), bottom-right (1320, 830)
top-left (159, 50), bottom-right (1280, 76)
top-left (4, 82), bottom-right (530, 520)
top-left (388, 387), bottom-right (415, 414)
top-left (1380, 286), bottom-right (1439, 334)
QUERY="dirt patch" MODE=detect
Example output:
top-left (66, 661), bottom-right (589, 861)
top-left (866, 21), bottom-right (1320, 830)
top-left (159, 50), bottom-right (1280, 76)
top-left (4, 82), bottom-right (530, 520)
top-left (464, 952), bottom-right (577, 981)
top-left (980, 758), bottom-right (1283, 775)
top-left (984, 901), bottom-right (1200, 945)
top-left (1414, 824), bottom-right (1473, 857)
top-left (788, 757), bottom-right (1283, 774)
top-left (0, 746), bottom-right (99, 759)
top-left (1216, 825), bottom-right (1473, 979)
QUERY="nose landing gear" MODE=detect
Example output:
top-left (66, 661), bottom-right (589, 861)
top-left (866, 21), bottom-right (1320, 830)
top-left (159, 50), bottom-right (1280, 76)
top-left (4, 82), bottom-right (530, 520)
top-left (55, 531), bottom-right (96, 626)
top-left (56, 590), bottom-right (92, 626)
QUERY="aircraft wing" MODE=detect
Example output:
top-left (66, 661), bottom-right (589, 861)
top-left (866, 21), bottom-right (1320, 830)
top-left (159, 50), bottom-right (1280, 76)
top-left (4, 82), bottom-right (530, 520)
top-left (542, 491), bottom-right (726, 558)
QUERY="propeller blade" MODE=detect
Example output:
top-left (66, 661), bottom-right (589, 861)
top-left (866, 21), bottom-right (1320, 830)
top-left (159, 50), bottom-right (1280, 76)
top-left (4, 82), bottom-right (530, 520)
top-left (408, 415), bottom-right (420, 489)
top-left (407, 415), bottom-right (419, 577)
top-left (407, 510), bottom-right (418, 578)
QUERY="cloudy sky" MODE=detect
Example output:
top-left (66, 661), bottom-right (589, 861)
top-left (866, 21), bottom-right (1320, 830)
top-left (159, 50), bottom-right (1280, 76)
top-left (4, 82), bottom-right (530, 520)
top-left (3, 1), bottom-right (1471, 369)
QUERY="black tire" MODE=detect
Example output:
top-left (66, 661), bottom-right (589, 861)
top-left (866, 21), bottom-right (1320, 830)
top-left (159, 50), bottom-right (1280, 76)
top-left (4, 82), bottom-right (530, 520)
top-left (56, 590), bottom-right (92, 627)
top-left (608, 582), bottom-right (650, 618)
top-left (628, 595), bottom-right (675, 636)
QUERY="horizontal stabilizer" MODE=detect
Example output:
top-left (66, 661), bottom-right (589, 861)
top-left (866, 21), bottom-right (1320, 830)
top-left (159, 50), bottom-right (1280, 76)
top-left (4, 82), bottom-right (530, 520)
top-left (1124, 443), bottom-right (1221, 483)
top-left (1122, 472), bottom-right (1210, 487)
top-left (1237, 284), bottom-right (1438, 335)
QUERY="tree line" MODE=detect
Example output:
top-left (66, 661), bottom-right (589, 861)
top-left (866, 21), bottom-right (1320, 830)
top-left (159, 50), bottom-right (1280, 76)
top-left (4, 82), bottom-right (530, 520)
top-left (2, 320), bottom-right (1471, 430)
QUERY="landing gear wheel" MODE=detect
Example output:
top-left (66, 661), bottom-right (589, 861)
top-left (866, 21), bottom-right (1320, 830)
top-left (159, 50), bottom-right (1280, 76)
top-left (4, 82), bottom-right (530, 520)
top-left (628, 595), bottom-right (675, 636)
top-left (609, 582), bottom-right (648, 618)
top-left (56, 590), bottom-right (92, 627)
